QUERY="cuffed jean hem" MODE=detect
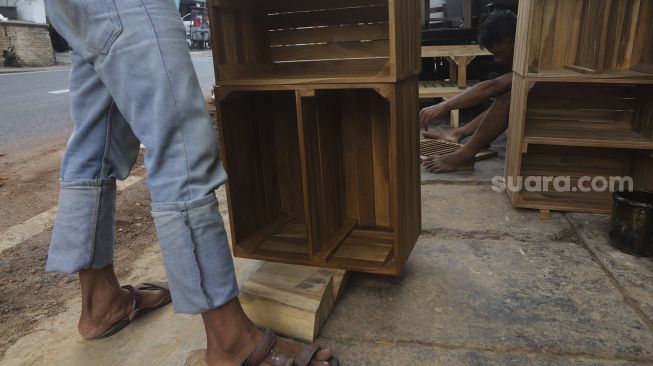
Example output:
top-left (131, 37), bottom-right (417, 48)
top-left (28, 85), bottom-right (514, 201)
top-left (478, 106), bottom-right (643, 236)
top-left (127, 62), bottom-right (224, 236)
top-left (152, 192), bottom-right (239, 314)
top-left (46, 179), bottom-right (117, 274)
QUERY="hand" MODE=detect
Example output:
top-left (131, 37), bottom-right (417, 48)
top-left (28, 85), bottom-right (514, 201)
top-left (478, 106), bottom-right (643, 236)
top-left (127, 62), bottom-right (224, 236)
top-left (419, 103), bottom-right (447, 130)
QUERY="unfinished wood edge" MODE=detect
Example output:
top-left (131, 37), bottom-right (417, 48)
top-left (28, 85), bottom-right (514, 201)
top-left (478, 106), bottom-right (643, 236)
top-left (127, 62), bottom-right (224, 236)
top-left (538, 209), bottom-right (552, 220)
top-left (450, 109), bottom-right (460, 128)
top-left (373, 85), bottom-right (393, 100)
top-left (297, 89), bottom-right (316, 98)
top-left (215, 89), bottom-right (233, 102)
top-left (564, 65), bottom-right (599, 74)
top-left (631, 63), bottom-right (653, 75)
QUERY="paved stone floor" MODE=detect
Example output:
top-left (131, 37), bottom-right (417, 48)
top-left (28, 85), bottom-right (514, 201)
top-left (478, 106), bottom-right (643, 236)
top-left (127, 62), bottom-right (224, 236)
top-left (3, 124), bottom-right (653, 365)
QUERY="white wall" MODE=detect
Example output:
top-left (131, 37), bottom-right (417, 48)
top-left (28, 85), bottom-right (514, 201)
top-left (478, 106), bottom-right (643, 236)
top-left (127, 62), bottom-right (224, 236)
top-left (17, 0), bottom-right (46, 24)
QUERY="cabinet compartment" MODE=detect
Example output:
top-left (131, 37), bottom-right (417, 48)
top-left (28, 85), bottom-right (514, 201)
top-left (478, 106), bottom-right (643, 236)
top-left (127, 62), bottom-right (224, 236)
top-left (216, 80), bottom-right (420, 275)
top-left (219, 91), bottom-right (309, 261)
top-left (514, 0), bottom-right (653, 80)
top-left (208, 0), bottom-right (421, 86)
top-left (505, 76), bottom-right (653, 214)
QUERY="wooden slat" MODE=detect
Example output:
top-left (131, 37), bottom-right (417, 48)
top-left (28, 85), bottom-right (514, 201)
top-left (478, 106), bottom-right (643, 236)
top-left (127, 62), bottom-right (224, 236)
top-left (371, 92), bottom-right (391, 228)
top-left (341, 93), bottom-right (360, 221)
top-left (315, 92), bottom-right (346, 246)
top-left (524, 119), bottom-right (653, 149)
top-left (526, 0), bottom-right (545, 73)
top-left (267, 6), bottom-right (388, 30)
top-left (269, 23), bottom-right (389, 46)
top-left (353, 91), bottom-right (377, 226)
top-left (270, 40), bottom-right (389, 62)
top-left (421, 45), bottom-right (491, 58)
top-left (537, 0), bottom-right (558, 70)
top-left (268, 0), bottom-right (385, 13)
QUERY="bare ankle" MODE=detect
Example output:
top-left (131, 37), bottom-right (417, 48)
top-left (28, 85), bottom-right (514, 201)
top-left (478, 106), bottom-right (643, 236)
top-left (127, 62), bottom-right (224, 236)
top-left (202, 299), bottom-right (262, 364)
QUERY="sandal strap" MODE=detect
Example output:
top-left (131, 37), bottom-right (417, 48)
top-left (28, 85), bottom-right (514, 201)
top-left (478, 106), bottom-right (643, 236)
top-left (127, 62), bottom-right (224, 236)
top-left (294, 343), bottom-right (321, 366)
top-left (137, 282), bottom-right (169, 292)
top-left (120, 285), bottom-right (140, 321)
top-left (242, 329), bottom-right (293, 366)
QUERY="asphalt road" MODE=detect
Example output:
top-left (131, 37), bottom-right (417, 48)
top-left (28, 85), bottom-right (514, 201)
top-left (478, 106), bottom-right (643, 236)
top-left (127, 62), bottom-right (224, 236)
top-left (0, 54), bottom-right (215, 155)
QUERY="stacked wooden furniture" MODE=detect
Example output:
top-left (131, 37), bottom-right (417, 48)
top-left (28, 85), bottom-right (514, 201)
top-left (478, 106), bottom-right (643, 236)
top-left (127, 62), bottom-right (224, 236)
top-left (505, 0), bottom-right (653, 214)
top-left (209, 0), bottom-right (422, 275)
top-left (419, 45), bottom-right (491, 127)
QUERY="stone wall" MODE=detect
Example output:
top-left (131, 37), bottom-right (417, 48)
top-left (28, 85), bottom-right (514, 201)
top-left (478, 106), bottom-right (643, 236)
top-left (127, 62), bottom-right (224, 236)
top-left (0, 21), bottom-right (54, 67)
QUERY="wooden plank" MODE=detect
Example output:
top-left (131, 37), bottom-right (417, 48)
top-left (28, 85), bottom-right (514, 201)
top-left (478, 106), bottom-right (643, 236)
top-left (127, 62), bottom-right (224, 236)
top-left (269, 23), bottom-right (389, 46)
top-left (217, 58), bottom-right (390, 83)
top-left (565, 0), bottom-right (584, 67)
top-left (268, 0), bottom-right (386, 13)
top-left (237, 214), bottom-right (292, 253)
top-left (270, 40), bottom-right (389, 62)
top-left (267, 6), bottom-right (388, 30)
top-left (371, 92), bottom-right (391, 227)
top-left (353, 91), bottom-right (377, 226)
top-left (526, 0), bottom-right (545, 73)
top-left (421, 45), bottom-right (491, 58)
top-left (393, 77), bottom-right (420, 271)
top-left (523, 120), bottom-right (653, 149)
top-left (240, 262), bottom-right (348, 342)
top-left (630, 0), bottom-right (653, 66)
top-left (551, 0), bottom-right (572, 69)
top-left (296, 93), bottom-right (323, 259)
top-left (537, 0), bottom-right (558, 71)
top-left (315, 92), bottom-right (346, 247)
top-left (341, 92), bottom-right (361, 221)
top-left (315, 218), bottom-right (357, 260)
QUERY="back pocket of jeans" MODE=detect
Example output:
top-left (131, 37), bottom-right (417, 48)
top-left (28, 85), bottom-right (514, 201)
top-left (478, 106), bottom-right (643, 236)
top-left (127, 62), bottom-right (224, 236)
top-left (83, 0), bottom-right (122, 54)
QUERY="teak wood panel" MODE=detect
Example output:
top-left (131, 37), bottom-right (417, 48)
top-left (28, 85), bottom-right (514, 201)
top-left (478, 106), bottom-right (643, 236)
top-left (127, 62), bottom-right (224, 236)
top-left (215, 80), bottom-right (420, 275)
top-left (513, 0), bottom-right (653, 77)
top-left (208, 0), bottom-right (421, 85)
top-left (217, 91), bottom-right (307, 249)
top-left (505, 75), bottom-right (653, 213)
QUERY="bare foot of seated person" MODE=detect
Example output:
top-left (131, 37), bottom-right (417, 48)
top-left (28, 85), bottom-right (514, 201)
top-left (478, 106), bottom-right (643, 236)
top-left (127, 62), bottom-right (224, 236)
top-left (422, 128), bottom-right (465, 143)
top-left (422, 151), bottom-right (475, 173)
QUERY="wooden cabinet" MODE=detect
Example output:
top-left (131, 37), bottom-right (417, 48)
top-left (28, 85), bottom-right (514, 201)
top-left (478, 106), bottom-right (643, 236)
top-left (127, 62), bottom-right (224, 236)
top-left (505, 75), bottom-right (653, 214)
top-left (214, 81), bottom-right (420, 275)
top-left (209, 0), bottom-right (422, 274)
top-left (208, 0), bottom-right (421, 86)
top-left (513, 0), bottom-right (653, 79)
top-left (506, 0), bottom-right (653, 214)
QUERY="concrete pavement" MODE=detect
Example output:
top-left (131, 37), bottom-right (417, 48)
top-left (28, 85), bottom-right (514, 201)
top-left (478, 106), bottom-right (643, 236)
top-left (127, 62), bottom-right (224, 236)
top-left (2, 127), bottom-right (653, 365)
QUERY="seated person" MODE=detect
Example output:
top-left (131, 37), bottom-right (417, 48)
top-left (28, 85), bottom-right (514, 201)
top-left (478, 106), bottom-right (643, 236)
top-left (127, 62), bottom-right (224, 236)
top-left (420, 10), bottom-right (517, 173)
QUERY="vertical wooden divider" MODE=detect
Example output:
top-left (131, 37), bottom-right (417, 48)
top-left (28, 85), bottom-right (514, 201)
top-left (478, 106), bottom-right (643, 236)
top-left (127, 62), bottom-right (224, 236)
top-left (295, 91), bottom-right (316, 261)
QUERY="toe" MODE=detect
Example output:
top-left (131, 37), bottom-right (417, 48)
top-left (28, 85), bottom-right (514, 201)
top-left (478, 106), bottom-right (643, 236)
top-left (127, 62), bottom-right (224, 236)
top-left (315, 348), bottom-right (332, 360)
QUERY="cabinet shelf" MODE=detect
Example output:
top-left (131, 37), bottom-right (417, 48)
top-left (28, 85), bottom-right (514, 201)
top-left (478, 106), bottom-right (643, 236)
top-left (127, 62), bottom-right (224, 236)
top-left (218, 83), bottom-right (420, 275)
top-left (524, 120), bottom-right (653, 149)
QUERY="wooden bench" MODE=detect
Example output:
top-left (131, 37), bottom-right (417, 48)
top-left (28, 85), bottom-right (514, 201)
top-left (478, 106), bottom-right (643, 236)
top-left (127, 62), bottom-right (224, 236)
top-left (419, 45), bottom-right (491, 128)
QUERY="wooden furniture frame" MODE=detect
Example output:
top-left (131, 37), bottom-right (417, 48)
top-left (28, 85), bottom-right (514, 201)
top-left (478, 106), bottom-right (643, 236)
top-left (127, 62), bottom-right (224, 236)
top-left (422, 45), bottom-right (492, 88)
top-left (208, 0), bottom-right (421, 86)
top-left (214, 80), bottom-right (421, 275)
top-left (513, 0), bottom-right (653, 81)
top-left (505, 75), bottom-right (653, 214)
top-left (419, 45), bottom-right (491, 127)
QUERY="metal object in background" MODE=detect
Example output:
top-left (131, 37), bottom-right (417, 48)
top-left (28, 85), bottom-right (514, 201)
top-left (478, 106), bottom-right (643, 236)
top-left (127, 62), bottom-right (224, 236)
top-left (610, 191), bottom-right (653, 258)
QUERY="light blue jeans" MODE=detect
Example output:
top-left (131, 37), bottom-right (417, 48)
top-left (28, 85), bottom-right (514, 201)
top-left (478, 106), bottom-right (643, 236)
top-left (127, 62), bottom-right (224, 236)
top-left (44, 0), bottom-right (239, 314)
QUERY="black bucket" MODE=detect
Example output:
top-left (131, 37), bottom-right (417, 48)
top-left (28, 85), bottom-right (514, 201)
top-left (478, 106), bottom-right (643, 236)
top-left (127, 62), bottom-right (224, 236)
top-left (609, 191), bottom-right (653, 257)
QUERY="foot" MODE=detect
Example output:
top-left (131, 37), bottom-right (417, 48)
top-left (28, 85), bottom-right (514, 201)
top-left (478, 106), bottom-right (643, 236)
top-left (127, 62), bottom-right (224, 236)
top-left (422, 129), bottom-right (464, 143)
top-left (77, 285), bottom-right (170, 339)
top-left (422, 152), bottom-right (474, 173)
top-left (205, 328), bottom-right (334, 366)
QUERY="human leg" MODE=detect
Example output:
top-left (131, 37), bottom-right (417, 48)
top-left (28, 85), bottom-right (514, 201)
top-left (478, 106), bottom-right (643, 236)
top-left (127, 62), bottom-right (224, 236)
top-left (423, 92), bottom-right (510, 173)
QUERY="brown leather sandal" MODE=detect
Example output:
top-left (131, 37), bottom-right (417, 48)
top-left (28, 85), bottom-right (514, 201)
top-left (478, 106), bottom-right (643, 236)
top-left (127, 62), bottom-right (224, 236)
top-left (93, 282), bottom-right (172, 339)
top-left (241, 329), bottom-right (338, 366)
